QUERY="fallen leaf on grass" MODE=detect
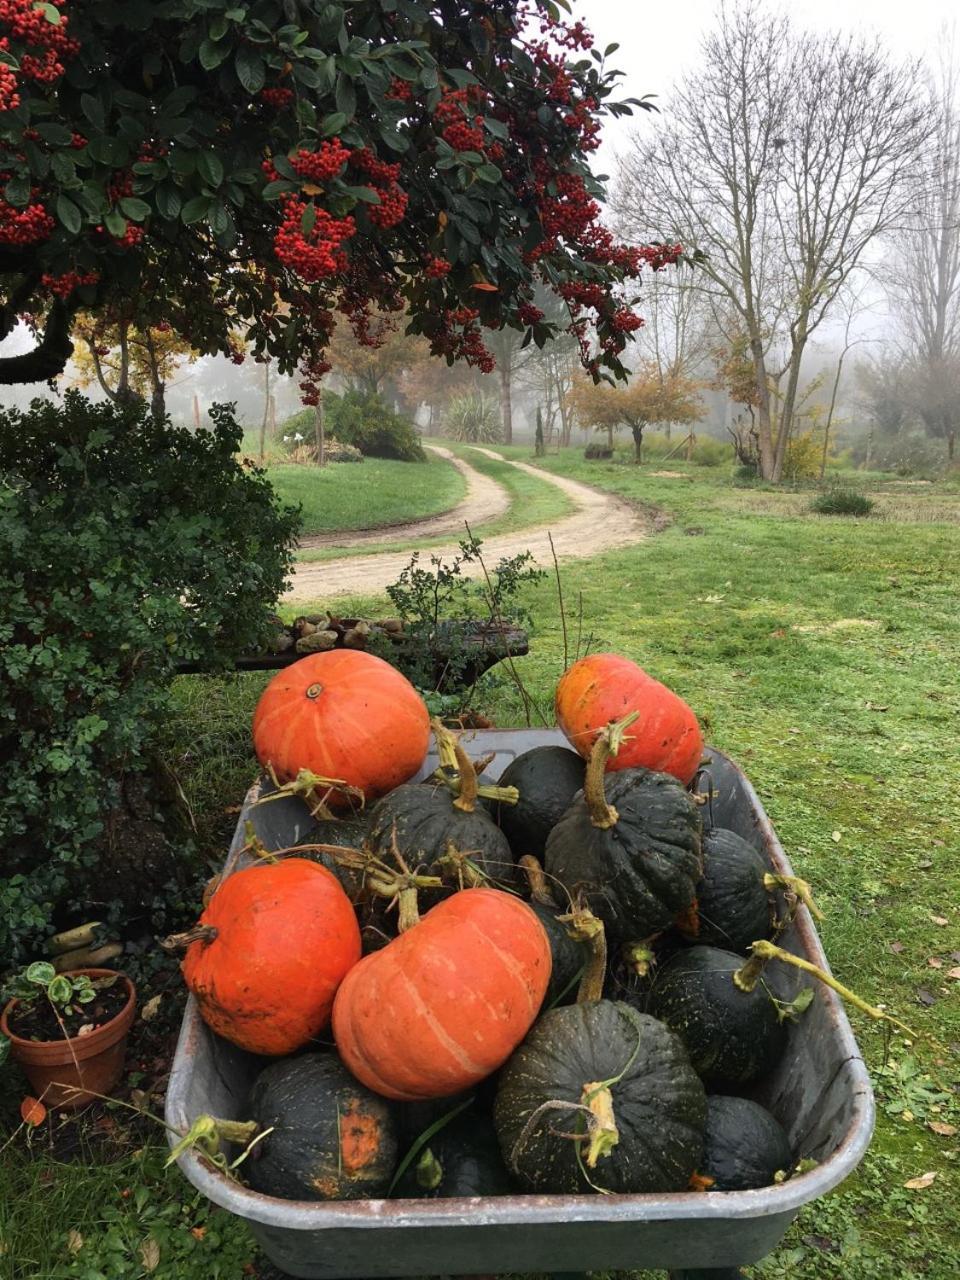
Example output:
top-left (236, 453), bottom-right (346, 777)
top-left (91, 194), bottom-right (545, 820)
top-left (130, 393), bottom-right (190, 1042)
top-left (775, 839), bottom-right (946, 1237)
top-left (66, 1229), bottom-right (83, 1255)
top-left (191, 1226), bottom-right (207, 1240)
top-left (928, 958), bottom-right (943, 969)
top-left (947, 967), bottom-right (960, 980)
top-left (889, 941), bottom-right (905, 954)
top-left (832, 830), bottom-right (842, 842)
top-left (904, 1171), bottom-right (937, 1190)
top-left (140, 1237), bottom-right (160, 1272)
top-left (930, 915), bottom-right (949, 926)
top-left (917, 989), bottom-right (937, 1006)
top-left (20, 1096), bottom-right (46, 1126)
top-left (929, 1121), bottom-right (958, 1137)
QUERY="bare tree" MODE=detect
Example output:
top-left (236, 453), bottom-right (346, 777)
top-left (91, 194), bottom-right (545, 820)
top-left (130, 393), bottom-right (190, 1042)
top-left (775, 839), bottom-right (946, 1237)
top-left (617, 2), bottom-right (929, 481)
top-left (885, 40), bottom-right (960, 461)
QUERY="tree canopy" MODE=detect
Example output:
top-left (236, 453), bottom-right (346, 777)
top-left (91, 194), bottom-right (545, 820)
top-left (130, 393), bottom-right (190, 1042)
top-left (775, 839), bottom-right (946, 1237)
top-left (0, 0), bottom-right (677, 397)
top-left (568, 360), bottom-right (702, 460)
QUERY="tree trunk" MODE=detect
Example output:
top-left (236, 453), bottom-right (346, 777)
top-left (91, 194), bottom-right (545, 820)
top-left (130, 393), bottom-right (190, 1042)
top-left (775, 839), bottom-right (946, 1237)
top-left (772, 330), bottom-right (808, 483)
top-left (606, 424), bottom-right (614, 450)
top-left (117, 321), bottom-right (130, 398)
top-left (143, 327), bottom-right (165, 422)
top-left (193, 394), bottom-right (201, 431)
top-left (631, 423), bottom-right (644, 463)
top-left (314, 386), bottom-right (325, 467)
top-left (750, 337), bottom-right (777, 480)
top-left (499, 362), bottom-right (513, 444)
top-left (685, 430), bottom-right (695, 462)
top-left (949, 429), bottom-right (956, 463)
top-left (259, 358), bottom-right (271, 464)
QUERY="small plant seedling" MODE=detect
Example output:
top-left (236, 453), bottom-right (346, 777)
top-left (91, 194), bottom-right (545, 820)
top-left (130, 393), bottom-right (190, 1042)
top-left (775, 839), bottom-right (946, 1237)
top-left (3, 961), bottom-right (100, 1017)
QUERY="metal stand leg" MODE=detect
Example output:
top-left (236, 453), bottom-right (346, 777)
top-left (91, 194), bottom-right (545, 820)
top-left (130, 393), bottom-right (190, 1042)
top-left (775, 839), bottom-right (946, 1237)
top-left (668, 1269), bottom-right (746, 1279)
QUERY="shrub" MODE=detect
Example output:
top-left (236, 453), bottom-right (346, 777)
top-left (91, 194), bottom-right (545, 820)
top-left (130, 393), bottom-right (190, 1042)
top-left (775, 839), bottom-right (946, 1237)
top-left (0, 392), bottom-right (300, 961)
top-left (733, 463), bottom-right (759, 484)
top-left (810, 489), bottom-right (875, 516)
top-left (585, 441), bottom-right (614, 459)
top-left (691, 436), bottom-right (732, 467)
top-left (279, 391), bottom-right (424, 461)
top-left (446, 393), bottom-right (502, 443)
top-left (782, 431), bottom-right (824, 483)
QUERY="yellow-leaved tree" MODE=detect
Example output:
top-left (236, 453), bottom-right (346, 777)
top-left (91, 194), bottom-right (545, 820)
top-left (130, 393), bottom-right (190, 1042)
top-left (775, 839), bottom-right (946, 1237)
top-left (567, 362), bottom-right (703, 462)
top-left (69, 314), bottom-right (199, 420)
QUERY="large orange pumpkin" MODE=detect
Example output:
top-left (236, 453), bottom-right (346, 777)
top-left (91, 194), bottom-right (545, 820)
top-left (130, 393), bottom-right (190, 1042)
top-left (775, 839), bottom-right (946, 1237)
top-left (180, 858), bottom-right (361, 1056)
top-left (332, 889), bottom-right (551, 1101)
top-left (555, 653), bottom-right (704, 785)
top-left (252, 650), bottom-right (430, 808)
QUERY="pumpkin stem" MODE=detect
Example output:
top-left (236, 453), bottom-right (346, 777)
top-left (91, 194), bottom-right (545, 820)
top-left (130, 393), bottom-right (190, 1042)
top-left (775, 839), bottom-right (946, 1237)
top-left (254, 767), bottom-right (365, 819)
top-left (427, 768), bottom-right (520, 806)
top-left (451, 739), bottom-right (479, 813)
top-left (583, 711), bottom-right (639, 829)
top-left (519, 855), bottom-right (558, 907)
top-left (396, 885), bottom-right (421, 932)
top-left (559, 905), bottom-right (607, 1003)
top-left (435, 841), bottom-right (494, 890)
top-left (734, 939), bottom-right (922, 1041)
top-left (580, 1082), bottom-right (619, 1168)
top-left (165, 1115), bottom-right (259, 1170)
top-left (764, 874), bottom-right (824, 922)
top-left (159, 924), bottom-right (218, 953)
top-left (414, 1147), bottom-right (444, 1192)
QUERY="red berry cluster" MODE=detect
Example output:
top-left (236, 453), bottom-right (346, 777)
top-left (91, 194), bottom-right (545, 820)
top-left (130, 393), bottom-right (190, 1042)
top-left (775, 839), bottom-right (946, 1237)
top-left (517, 302), bottom-right (544, 326)
top-left (424, 255), bottom-right (451, 279)
top-left (638, 242), bottom-right (684, 271)
top-left (562, 98), bottom-right (601, 152)
top-left (41, 268), bottom-right (98, 298)
top-left (113, 223), bottom-right (144, 249)
top-left (557, 280), bottom-right (606, 311)
top-left (290, 139), bottom-right (350, 184)
top-left (611, 307), bottom-right (644, 333)
top-left (434, 87), bottom-right (487, 153)
top-left (0, 51), bottom-right (19, 112)
top-left (386, 77), bottom-right (413, 102)
top-left (0, 0), bottom-right (79, 97)
top-left (274, 196), bottom-right (356, 282)
top-left (429, 306), bottom-right (494, 372)
top-left (107, 169), bottom-right (133, 206)
top-left (349, 148), bottom-right (407, 229)
top-left (260, 86), bottom-right (294, 109)
top-left (539, 172), bottom-right (600, 241)
top-left (0, 195), bottom-right (53, 244)
top-left (70, 131), bottom-right (86, 148)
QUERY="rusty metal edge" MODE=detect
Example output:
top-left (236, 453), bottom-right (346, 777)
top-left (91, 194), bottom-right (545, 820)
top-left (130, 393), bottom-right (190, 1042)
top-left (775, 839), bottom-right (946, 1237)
top-left (165, 740), bottom-right (875, 1233)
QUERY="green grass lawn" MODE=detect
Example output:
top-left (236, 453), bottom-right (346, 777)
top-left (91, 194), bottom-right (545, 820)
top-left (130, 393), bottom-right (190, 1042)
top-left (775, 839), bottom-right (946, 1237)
top-left (294, 438), bottom-right (573, 561)
top-left (264, 451), bottom-right (467, 537)
top-left (2, 456), bottom-right (958, 1279)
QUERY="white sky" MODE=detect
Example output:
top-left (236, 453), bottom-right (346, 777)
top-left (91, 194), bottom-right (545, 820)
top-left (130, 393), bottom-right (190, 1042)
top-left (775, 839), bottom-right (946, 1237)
top-left (583, 0), bottom-right (957, 175)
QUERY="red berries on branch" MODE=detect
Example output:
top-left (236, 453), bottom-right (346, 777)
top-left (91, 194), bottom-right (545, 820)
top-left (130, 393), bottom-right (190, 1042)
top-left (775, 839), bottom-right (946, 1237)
top-left (274, 196), bottom-right (356, 283)
top-left (260, 86), bottom-right (294, 109)
top-left (424, 255), bottom-right (451, 279)
top-left (290, 139), bottom-right (350, 184)
top-left (0, 195), bottom-right (53, 245)
top-left (41, 268), bottom-right (98, 298)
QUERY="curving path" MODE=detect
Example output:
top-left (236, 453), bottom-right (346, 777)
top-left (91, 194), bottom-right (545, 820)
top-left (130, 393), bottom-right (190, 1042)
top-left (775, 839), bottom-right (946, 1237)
top-left (287, 446), bottom-right (651, 601)
top-left (298, 445), bottom-right (510, 549)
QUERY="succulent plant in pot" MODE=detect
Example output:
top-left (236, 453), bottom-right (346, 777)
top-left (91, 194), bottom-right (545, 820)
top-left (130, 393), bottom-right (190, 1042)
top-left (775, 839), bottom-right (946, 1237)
top-left (0, 962), bottom-right (137, 1110)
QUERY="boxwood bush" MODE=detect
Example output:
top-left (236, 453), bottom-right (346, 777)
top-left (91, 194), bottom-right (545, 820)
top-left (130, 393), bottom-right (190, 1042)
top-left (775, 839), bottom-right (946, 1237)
top-left (810, 488), bottom-right (875, 516)
top-left (0, 393), bottom-right (299, 961)
top-left (281, 390), bottom-right (424, 461)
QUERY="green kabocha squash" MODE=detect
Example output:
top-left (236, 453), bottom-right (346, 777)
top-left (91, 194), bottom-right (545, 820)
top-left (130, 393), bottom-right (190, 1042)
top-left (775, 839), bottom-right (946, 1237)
top-left (366, 723), bottom-right (518, 892)
top-left (494, 1001), bottom-right (706, 1194)
top-left (698, 1095), bottom-right (792, 1191)
top-left (393, 1114), bottom-right (514, 1199)
top-left (530, 901), bottom-right (590, 1009)
top-left (493, 745), bottom-right (586, 858)
top-left (676, 828), bottom-right (772, 955)
top-left (244, 1053), bottom-right (398, 1201)
top-left (544, 715), bottom-right (702, 947)
top-left (646, 946), bottom-right (788, 1089)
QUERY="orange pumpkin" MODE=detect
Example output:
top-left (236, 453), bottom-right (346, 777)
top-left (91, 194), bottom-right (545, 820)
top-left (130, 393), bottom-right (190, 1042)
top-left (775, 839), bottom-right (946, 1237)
top-left (180, 858), bottom-right (361, 1056)
top-left (555, 653), bottom-right (704, 785)
top-left (252, 650), bottom-right (430, 808)
top-left (332, 889), bottom-right (551, 1101)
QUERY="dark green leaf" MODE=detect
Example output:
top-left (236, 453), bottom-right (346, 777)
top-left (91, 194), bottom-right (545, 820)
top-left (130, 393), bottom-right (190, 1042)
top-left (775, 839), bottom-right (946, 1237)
top-left (235, 45), bottom-right (266, 94)
top-left (199, 38), bottom-right (230, 70)
top-left (181, 196), bottom-right (210, 224)
top-left (335, 73), bottom-right (356, 119)
top-left (197, 151), bottom-right (224, 189)
top-left (155, 184), bottom-right (182, 220)
top-left (261, 179), bottom-right (295, 200)
top-left (319, 111), bottom-right (348, 136)
top-left (80, 94), bottom-right (105, 131)
top-left (119, 197), bottom-right (151, 222)
top-left (34, 122), bottom-right (73, 146)
top-left (55, 194), bottom-right (83, 234)
top-left (3, 175), bottom-right (30, 208)
top-left (51, 152), bottom-right (79, 186)
top-left (104, 209), bottom-right (127, 238)
top-left (476, 163), bottom-right (502, 183)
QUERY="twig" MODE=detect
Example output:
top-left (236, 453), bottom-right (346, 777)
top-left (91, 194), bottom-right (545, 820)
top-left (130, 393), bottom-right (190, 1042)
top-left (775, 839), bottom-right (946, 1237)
top-left (548, 531), bottom-right (568, 673)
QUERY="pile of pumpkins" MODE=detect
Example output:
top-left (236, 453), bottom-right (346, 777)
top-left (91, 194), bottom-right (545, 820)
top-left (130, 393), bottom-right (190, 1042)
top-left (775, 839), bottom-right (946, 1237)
top-left (169, 648), bottom-right (802, 1203)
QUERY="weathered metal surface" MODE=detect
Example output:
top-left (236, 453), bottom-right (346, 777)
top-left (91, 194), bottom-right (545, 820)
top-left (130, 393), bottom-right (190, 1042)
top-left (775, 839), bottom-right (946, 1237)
top-left (165, 731), bottom-right (875, 1279)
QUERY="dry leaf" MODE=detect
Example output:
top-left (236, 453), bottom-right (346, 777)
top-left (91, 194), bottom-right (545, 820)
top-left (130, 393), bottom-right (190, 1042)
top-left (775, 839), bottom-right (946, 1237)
top-left (902, 1109), bottom-right (915, 1122)
top-left (929, 1121), bottom-right (958, 1137)
top-left (931, 915), bottom-right (949, 926)
top-left (77, 1023), bottom-right (95, 1037)
top-left (141, 994), bottom-right (163, 1022)
top-left (191, 1226), bottom-right (207, 1240)
top-left (947, 967), bottom-right (960, 980)
top-left (130, 1088), bottom-right (149, 1111)
top-left (20, 1096), bottom-right (46, 1126)
top-left (928, 958), bottom-right (943, 969)
top-left (140, 1237), bottom-right (160, 1272)
top-left (831, 830), bottom-right (842, 842)
top-left (66, 1229), bottom-right (83, 1255)
top-left (904, 1171), bottom-right (937, 1190)
top-left (889, 941), bottom-right (905, 954)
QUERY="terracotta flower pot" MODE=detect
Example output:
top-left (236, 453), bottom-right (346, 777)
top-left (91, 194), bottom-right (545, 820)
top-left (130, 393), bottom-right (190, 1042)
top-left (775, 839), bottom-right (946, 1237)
top-left (0, 968), bottom-right (137, 1110)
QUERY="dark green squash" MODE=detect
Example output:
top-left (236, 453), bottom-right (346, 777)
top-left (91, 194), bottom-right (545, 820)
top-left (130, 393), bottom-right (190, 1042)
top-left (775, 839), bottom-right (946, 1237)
top-left (300, 814), bottom-right (369, 902)
top-left (244, 1053), bottom-right (398, 1201)
top-left (676, 828), bottom-right (772, 955)
top-left (493, 745), bottom-right (585, 858)
top-left (544, 717), bottom-right (702, 948)
top-left (646, 946), bottom-right (788, 1089)
top-left (494, 1000), bottom-right (706, 1194)
top-left (530, 901), bottom-right (590, 1009)
top-left (699, 1095), bottom-right (792, 1191)
top-left (366, 736), bottom-right (517, 891)
top-left (393, 1114), bottom-right (514, 1198)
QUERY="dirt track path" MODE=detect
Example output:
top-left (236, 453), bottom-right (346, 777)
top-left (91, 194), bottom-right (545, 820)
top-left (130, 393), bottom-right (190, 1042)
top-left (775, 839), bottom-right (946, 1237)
top-left (298, 445), bottom-right (509, 549)
top-left (287, 446), bottom-right (649, 602)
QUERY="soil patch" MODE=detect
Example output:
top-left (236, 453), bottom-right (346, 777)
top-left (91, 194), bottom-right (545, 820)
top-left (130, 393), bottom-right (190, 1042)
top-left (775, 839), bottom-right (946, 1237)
top-left (7, 974), bottom-right (127, 1042)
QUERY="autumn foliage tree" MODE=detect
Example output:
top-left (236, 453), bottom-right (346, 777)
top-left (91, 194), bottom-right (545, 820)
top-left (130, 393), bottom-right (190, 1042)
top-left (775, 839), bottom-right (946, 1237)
top-left (567, 361), bottom-right (703, 461)
top-left (0, 0), bottom-right (680, 408)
